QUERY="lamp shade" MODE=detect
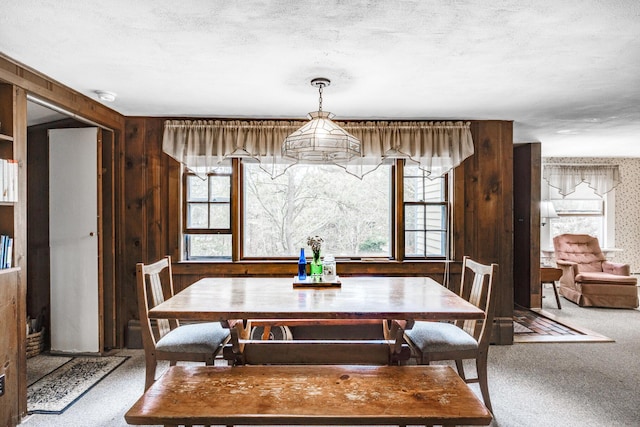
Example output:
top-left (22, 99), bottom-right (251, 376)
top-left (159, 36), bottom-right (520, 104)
top-left (540, 201), bottom-right (559, 219)
top-left (540, 201), bottom-right (559, 226)
top-left (282, 111), bottom-right (361, 163)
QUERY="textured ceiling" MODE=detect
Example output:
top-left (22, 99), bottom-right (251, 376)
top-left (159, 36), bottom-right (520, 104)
top-left (2, 1), bottom-right (639, 157)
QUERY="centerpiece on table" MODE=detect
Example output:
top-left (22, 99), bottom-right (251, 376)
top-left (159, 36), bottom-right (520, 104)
top-left (307, 235), bottom-right (324, 277)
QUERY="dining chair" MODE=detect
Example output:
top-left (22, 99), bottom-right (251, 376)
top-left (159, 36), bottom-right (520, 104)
top-left (136, 255), bottom-right (230, 390)
top-left (403, 256), bottom-right (498, 412)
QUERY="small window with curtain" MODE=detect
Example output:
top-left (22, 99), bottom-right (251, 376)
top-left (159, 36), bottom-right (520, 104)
top-left (549, 182), bottom-right (606, 244)
top-left (543, 163), bottom-right (618, 246)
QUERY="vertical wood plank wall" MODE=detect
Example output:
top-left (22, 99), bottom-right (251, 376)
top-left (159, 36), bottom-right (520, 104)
top-left (122, 118), bottom-right (515, 345)
top-left (513, 143), bottom-right (542, 308)
top-left (464, 121), bottom-right (515, 343)
top-left (14, 87), bottom-right (28, 420)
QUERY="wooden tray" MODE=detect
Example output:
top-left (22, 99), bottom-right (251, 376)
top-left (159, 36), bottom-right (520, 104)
top-left (293, 276), bottom-right (341, 288)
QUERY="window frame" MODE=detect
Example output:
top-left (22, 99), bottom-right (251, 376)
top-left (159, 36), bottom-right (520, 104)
top-left (180, 158), bottom-right (451, 262)
top-left (182, 168), bottom-right (234, 260)
top-left (401, 164), bottom-right (449, 260)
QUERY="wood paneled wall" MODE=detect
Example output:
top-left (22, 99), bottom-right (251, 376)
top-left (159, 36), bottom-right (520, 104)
top-left (462, 121), bottom-right (515, 344)
top-left (513, 143), bottom-right (542, 308)
top-left (122, 118), bottom-right (514, 344)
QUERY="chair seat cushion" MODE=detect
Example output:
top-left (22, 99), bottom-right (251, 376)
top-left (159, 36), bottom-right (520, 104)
top-left (405, 321), bottom-right (478, 353)
top-left (156, 322), bottom-right (229, 354)
top-left (575, 271), bottom-right (637, 285)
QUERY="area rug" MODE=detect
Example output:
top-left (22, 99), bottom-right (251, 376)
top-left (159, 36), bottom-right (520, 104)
top-left (26, 354), bottom-right (72, 386)
top-left (27, 355), bottom-right (128, 414)
top-left (513, 321), bottom-right (533, 334)
top-left (513, 307), bottom-right (613, 343)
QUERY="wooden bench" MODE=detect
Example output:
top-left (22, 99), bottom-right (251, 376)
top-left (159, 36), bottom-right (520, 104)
top-left (125, 365), bottom-right (492, 427)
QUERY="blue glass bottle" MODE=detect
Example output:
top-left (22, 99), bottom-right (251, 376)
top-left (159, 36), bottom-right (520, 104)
top-left (297, 248), bottom-right (307, 280)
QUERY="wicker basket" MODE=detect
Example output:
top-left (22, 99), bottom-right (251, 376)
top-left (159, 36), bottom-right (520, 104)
top-left (26, 328), bottom-right (45, 358)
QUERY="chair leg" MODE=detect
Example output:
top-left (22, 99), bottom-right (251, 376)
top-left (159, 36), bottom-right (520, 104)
top-left (144, 356), bottom-right (157, 391)
top-left (476, 353), bottom-right (493, 413)
top-left (454, 359), bottom-right (466, 380)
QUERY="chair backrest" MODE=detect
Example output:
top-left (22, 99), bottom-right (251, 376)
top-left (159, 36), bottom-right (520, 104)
top-left (136, 256), bottom-right (178, 350)
top-left (457, 256), bottom-right (498, 346)
top-left (553, 233), bottom-right (605, 272)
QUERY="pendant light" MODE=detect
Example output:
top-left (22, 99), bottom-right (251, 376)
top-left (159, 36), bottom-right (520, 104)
top-left (282, 78), bottom-right (361, 163)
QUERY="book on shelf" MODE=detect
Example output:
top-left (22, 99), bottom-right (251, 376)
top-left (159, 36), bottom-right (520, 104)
top-left (5, 236), bottom-right (12, 268)
top-left (0, 234), bottom-right (13, 269)
top-left (0, 158), bottom-right (18, 202)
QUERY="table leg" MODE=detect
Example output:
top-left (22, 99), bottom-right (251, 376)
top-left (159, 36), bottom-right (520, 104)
top-left (261, 325), bottom-right (272, 340)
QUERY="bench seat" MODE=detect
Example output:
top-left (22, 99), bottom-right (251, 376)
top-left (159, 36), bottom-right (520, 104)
top-left (125, 365), bottom-right (492, 427)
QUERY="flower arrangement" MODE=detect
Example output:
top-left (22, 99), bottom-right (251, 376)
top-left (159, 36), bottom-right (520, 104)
top-left (307, 235), bottom-right (323, 262)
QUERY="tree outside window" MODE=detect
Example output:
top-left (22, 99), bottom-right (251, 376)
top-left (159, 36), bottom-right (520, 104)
top-left (243, 163), bottom-right (390, 258)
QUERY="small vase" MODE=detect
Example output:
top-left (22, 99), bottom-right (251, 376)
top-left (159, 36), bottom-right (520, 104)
top-left (310, 253), bottom-right (323, 277)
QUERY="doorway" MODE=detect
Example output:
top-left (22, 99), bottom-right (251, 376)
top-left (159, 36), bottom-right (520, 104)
top-left (26, 99), bottom-right (117, 353)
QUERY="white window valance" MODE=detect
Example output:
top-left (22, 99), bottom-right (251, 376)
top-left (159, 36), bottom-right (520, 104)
top-left (162, 119), bottom-right (474, 178)
top-left (543, 164), bottom-right (620, 196)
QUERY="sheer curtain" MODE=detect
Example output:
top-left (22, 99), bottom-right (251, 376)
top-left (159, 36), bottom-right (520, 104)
top-left (163, 119), bottom-right (474, 178)
top-left (543, 164), bottom-right (620, 196)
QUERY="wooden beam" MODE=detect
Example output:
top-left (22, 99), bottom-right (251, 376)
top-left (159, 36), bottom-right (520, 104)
top-left (0, 53), bottom-right (124, 130)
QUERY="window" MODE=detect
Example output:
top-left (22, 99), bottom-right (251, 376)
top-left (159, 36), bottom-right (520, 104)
top-left (403, 165), bottom-right (448, 258)
top-left (548, 182), bottom-right (608, 244)
top-left (243, 162), bottom-right (391, 258)
top-left (182, 160), bottom-right (450, 261)
top-left (183, 167), bottom-right (232, 259)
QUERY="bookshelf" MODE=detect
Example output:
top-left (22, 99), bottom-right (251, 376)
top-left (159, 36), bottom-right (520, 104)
top-left (0, 83), bottom-right (16, 269)
top-left (0, 81), bottom-right (26, 426)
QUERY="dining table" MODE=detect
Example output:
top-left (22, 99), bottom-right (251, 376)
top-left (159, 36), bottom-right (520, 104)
top-left (149, 275), bottom-right (485, 365)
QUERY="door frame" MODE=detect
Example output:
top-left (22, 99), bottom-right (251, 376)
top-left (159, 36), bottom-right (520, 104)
top-left (513, 143), bottom-right (542, 308)
top-left (26, 108), bottom-right (118, 352)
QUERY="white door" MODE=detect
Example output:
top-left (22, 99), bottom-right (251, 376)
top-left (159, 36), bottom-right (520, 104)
top-left (49, 128), bottom-right (100, 353)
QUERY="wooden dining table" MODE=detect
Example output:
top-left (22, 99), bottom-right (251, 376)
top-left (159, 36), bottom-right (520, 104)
top-left (151, 276), bottom-right (483, 321)
top-left (150, 276), bottom-right (485, 365)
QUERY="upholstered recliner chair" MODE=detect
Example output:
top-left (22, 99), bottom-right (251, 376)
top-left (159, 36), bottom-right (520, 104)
top-left (553, 234), bottom-right (638, 308)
